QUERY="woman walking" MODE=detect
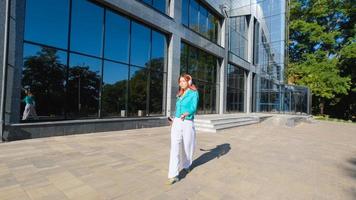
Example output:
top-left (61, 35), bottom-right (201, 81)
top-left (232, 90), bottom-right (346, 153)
top-left (22, 90), bottom-right (38, 120)
top-left (168, 74), bottom-right (199, 185)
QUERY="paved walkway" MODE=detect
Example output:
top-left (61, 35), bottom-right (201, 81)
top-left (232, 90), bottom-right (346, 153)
top-left (0, 119), bottom-right (355, 200)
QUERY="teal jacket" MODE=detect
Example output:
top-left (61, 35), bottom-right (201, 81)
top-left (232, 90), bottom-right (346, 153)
top-left (23, 96), bottom-right (35, 105)
top-left (175, 89), bottom-right (199, 120)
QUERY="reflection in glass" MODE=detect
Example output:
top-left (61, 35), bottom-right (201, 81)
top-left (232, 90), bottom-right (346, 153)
top-left (181, 42), bottom-right (218, 114)
top-left (22, 0), bottom-right (167, 121)
top-left (68, 53), bottom-right (101, 118)
top-left (229, 16), bottom-right (248, 60)
top-left (139, 0), bottom-right (166, 13)
top-left (197, 51), bottom-right (206, 81)
top-left (102, 61), bottom-right (128, 117)
top-left (130, 22), bottom-right (151, 67)
top-left (149, 71), bottom-right (164, 115)
top-left (180, 43), bottom-right (189, 74)
top-left (22, 43), bottom-right (67, 120)
top-left (70, 0), bottom-right (104, 57)
top-left (199, 6), bottom-right (208, 37)
top-left (189, 0), bottom-right (199, 32)
top-left (227, 64), bottom-right (245, 112)
top-left (153, 0), bottom-right (166, 13)
top-left (151, 31), bottom-right (166, 72)
top-left (129, 66), bottom-right (148, 116)
top-left (105, 11), bottom-right (130, 63)
top-left (188, 47), bottom-right (199, 79)
top-left (24, 0), bottom-right (69, 49)
top-left (182, 0), bottom-right (189, 26)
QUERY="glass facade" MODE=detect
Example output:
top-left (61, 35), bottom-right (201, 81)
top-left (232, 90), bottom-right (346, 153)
top-left (229, 16), bottom-right (249, 60)
top-left (0, 0), bottom-right (314, 140)
top-left (22, 0), bottom-right (167, 121)
top-left (282, 85), bottom-right (309, 114)
top-left (139, 0), bottom-right (167, 14)
top-left (180, 42), bottom-right (218, 114)
top-left (255, 77), bottom-right (281, 112)
top-left (227, 64), bottom-right (246, 112)
top-left (182, 0), bottom-right (219, 44)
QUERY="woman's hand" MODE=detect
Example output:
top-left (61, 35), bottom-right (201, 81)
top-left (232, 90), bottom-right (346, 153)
top-left (180, 112), bottom-right (189, 121)
top-left (168, 117), bottom-right (173, 126)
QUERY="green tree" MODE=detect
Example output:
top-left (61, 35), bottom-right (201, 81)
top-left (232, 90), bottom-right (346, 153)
top-left (22, 47), bottom-right (66, 119)
top-left (287, 0), bottom-right (354, 117)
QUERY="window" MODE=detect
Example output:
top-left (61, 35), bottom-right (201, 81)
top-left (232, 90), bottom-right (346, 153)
top-left (226, 64), bottom-right (246, 112)
top-left (130, 22), bottom-right (151, 67)
top-left (139, 0), bottom-right (167, 14)
top-left (67, 53), bottom-right (101, 119)
top-left (21, 43), bottom-right (67, 120)
top-left (24, 0), bottom-right (70, 49)
top-left (102, 61), bottom-right (128, 117)
top-left (183, 0), bottom-right (219, 43)
top-left (253, 19), bottom-right (260, 65)
top-left (149, 71), bottom-right (164, 115)
top-left (229, 16), bottom-right (249, 60)
top-left (22, 0), bottom-right (167, 122)
top-left (151, 31), bottom-right (167, 72)
top-left (189, 0), bottom-right (199, 32)
top-left (199, 6), bottom-right (208, 37)
top-left (180, 42), bottom-right (218, 114)
top-left (70, 0), bottom-right (104, 57)
top-left (129, 66), bottom-right (148, 116)
top-left (182, 0), bottom-right (189, 26)
top-left (104, 11), bottom-right (130, 63)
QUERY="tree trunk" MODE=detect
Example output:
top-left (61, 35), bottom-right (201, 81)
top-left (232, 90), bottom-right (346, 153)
top-left (319, 99), bottom-right (325, 115)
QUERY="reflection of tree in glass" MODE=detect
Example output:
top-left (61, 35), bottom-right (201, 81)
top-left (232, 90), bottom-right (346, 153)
top-left (129, 66), bottom-right (147, 116)
top-left (149, 58), bottom-right (164, 115)
top-left (22, 47), bottom-right (66, 119)
top-left (129, 58), bottom-right (165, 116)
top-left (101, 79), bottom-right (127, 117)
top-left (67, 66), bottom-right (100, 118)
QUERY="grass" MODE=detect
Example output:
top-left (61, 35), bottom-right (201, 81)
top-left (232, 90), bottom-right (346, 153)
top-left (313, 115), bottom-right (355, 123)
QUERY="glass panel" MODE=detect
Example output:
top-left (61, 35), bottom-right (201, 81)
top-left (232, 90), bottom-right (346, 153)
top-left (199, 6), bottom-right (208, 37)
top-left (24, 0), bottom-right (69, 49)
top-left (149, 71), bottom-right (164, 116)
top-left (206, 55), bottom-right (215, 83)
top-left (151, 31), bottom-right (166, 72)
top-left (180, 43), bottom-right (189, 73)
top-left (213, 16), bottom-right (219, 43)
top-left (196, 81), bottom-right (204, 114)
top-left (196, 51), bottom-right (206, 81)
top-left (153, 0), bottom-right (166, 13)
top-left (189, 0), bottom-right (199, 32)
top-left (68, 53), bottom-right (101, 118)
top-left (181, 42), bottom-right (218, 114)
top-left (142, 0), bottom-right (152, 4)
top-left (188, 46), bottom-right (198, 78)
top-left (130, 22), bottom-right (151, 67)
top-left (182, 0), bottom-right (189, 26)
top-left (104, 11), bottom-right (130, 63)
top-left (70, 0), bottom-right (104, 57)
top-left (129, 66), bottom-right (148, 116)
top-left (208, 13), bottom-right (217, 42)
top-left (21, 43), bottom-right (67, 121)
top-left (102, 61), bottom-right (128, 118)
top-left (204, 84), bottom-right (212, 113)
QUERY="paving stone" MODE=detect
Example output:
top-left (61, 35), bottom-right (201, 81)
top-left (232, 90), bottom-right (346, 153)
top-left (0, 120), bottom-right (355, 199)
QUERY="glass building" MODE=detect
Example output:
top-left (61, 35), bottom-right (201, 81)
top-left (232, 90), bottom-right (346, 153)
top-left (0, 0), bottom-right (310, 140)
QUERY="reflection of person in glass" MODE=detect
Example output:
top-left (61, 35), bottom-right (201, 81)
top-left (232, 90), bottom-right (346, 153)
top-left (167, 74), bottom-right (199, 185)
top-left (22, 90), bottom-right (38, 120)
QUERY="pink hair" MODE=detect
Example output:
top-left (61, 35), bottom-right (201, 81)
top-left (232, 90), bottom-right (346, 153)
top-left (177, 73), bottom-right (197, 97)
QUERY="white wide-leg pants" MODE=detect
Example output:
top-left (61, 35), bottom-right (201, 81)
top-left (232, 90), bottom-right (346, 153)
top-left (168, 117), bottom-right (196, 178)
top-left (22, 104), bottom-right (38, 120)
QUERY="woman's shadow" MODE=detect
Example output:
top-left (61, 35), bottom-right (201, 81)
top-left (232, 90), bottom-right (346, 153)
top-left (179, 143), bottom-right (231, 180)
